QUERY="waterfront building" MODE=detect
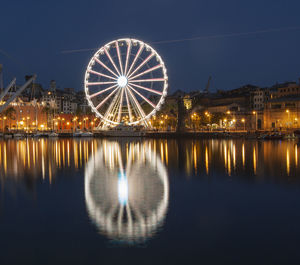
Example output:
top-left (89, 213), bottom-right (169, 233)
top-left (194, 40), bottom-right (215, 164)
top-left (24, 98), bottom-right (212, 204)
top-left (251, 87), bottom-right (270, 111)
top-left (264, 96), bottom-right (300, 130)
top-left (276, 81), bottom-right (300, 98)
top-left (41, 81), bottom-right (77, 114)
top-left (0, 99), bottom-right (47, 131)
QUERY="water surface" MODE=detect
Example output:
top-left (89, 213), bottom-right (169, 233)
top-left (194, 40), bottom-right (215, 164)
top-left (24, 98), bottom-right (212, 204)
top-left (0, 138), bottom-right (300, 265)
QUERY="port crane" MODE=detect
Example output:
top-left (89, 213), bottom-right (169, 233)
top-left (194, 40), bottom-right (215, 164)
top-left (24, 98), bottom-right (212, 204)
top-left (0, 73), bottom-right (36, 114)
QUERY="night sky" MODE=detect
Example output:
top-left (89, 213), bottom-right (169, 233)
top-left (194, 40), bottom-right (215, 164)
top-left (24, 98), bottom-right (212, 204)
top-left (1, 0), bottom-right (300, 93)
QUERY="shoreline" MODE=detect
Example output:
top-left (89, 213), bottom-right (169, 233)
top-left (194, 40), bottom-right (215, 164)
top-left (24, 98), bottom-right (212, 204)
top-left (0, 131), bottom-right (299, 140)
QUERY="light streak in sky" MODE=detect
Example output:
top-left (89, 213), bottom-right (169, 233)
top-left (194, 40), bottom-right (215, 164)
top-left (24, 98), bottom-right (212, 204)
top-left (61, 26), bottom-right (300, 54)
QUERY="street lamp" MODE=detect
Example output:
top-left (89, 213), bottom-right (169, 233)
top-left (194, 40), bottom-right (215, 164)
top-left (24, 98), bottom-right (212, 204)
top-left (2, 116), bottom-right (7, 133)
top-left (160, 120), bottom-right (164, 131)
top-left (286, 109), bottom-right (290, 128)
top-left (253, 111), bottom-right (257, 131)
top-left (241, 118), bottom-right (246, 131)
top-left (232, 119), bottom-right (236, 131)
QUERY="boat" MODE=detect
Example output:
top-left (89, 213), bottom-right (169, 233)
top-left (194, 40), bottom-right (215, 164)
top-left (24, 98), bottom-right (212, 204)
top-left (264, 133), bottom-right (283, 140)
top-left (14, 133), bottom-right (24, 138)
top-left (283, 133), bottom-right (297, 140)
top-left (73, 131), bottom-right (83, 137)
top-left (48, 132), bottom-right (58, 138)
top-left (32, 132), bottom-right (49, 137)
top-left (100, 124), bottom-right (143, 137)
top-left (81, 132), bottom-right (93, 137)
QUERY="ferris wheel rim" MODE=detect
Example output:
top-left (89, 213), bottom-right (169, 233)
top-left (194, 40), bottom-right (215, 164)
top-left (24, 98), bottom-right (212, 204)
top-left (84, 38), bottom-right (168, 127)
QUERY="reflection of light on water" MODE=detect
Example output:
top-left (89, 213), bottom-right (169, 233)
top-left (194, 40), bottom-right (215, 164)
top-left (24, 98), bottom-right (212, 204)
top-left (0, 138), bottom-right (96, 184)
top-left (118, 173), bottom-right (128, 205)
top-left (295, 146), bottom-right (298, 168)
top-left (253, 147), bottom-right (257, 175)
top-left (227, 149), bottom-right (231, 176)
top-left (85, 140), bottom-right (169, 243)
top-left (205, 146), bottom-right (209, 175)
top-left (224, 144), bottom-right (227, 170)
top-left (242, 143), bottom-right (245, 167)
top-left (165, 141), bottom-right (168, 166)
top-left (233, 144), bottom-right (236, 170)
top-left (193, 144), bottom-right (197, 174)
top-left (160, 142), bottom-right (164, 163)
top-left (4, 142), bottom-right (7, 174)
top-left (287, 149), bottom-right (290, 176)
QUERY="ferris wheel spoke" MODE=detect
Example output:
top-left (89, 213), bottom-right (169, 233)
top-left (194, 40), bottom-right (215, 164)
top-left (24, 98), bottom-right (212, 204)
top-left (115, 41), bottom-right (124, 75)
top-left (88, 69), bottom-right (117, 80)
top-left (128, 83), bottom-right (162, 95)
top-left (124, 41), bottom-right (132, 75)
top-left (86, 81), bottom-right (117, 86)
top-left (104, 47), bottom-right (121, 76)
top-left (94, 57), bottom-right (119, 78)
top-left (88, 84), bottom-right (118, 99)
top-left (117, 88), bottom-right (125, 123)
top-left (124, 87), bottom-right (133, 123)
top-left (126, 86), bottom-right (147, 120)
top-left (129, 64), bottom-right (163, 80)
top-left (110, 91), bottom-right (122, 122)
top-left (128, 85), bottom-right (156, 108)
top-left (127, 53), bottom-right (155, 79)
top-left (126, 44), bottom-right (144, 77)
top-left (95, 87), bottom-right (119, 110)
top-left (130, 78), bottom-right (166, 83)
top-left (102, 89), bottom-right (121, 122)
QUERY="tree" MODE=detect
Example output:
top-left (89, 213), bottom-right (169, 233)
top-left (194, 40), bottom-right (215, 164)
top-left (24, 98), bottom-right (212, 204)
top-left (42, 106), bottom-right (51, 129)
top-left (3, 106), bottom-right (16, 130)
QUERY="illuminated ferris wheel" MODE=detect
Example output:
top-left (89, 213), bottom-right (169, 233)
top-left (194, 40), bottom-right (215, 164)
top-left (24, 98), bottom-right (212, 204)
top-left (84, 38), bottom-right (168, 128)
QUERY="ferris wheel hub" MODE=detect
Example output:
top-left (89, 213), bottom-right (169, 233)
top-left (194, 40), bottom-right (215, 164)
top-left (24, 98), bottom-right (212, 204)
top-left (117, 75), bottom-right (128, 88)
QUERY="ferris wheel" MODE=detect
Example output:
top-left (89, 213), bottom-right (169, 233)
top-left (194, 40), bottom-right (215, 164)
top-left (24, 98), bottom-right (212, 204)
top-left (84, 38), bottom-right (168, 128)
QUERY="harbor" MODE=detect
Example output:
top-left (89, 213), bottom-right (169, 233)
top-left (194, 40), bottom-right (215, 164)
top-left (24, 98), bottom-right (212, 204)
top-left (0, 129), bottom-right (299, 140)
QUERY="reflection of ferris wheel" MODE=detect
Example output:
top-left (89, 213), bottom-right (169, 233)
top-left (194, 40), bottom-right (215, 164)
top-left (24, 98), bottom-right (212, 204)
top-left (84, 38), bottom-right (168, 128)
top-left (85, 141), bottom-right (169, 243)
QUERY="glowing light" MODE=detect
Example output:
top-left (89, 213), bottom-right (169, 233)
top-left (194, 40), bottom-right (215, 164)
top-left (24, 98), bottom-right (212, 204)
top-left (253, 147), bottom-right (257, 175)
top-left (295, 146), bottom-right (298, 168)
top-left (242, 143), bottom-right (245, 167)
top-left (118, 173), bottom-right (128, 205)
top-left (205, 146), bottom-right (209, 175)
top-left (286, 149), bottom-right (290, 176)
top-left (117, 75), bottom-right (128, 87)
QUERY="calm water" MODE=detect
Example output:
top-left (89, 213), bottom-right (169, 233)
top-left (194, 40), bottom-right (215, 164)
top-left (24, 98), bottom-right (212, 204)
top-left (0, 138), bottom-right (300, 265)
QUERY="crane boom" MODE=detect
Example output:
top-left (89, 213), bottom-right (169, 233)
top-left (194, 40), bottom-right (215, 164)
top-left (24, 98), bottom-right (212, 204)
top-left (0, 78), bottom-right (16, 101)
top-left (0, 75), bottom-right (36, 113)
